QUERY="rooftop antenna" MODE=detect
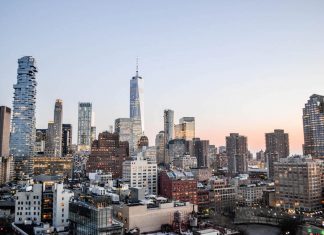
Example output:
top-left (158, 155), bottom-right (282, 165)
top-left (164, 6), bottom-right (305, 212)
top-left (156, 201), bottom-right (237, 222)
top-left (136, 57), bottom-right (139, 77)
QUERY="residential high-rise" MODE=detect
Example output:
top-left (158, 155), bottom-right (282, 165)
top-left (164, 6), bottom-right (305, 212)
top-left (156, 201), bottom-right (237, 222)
top-left (303, 94), bottom-right (324, 158)
top-left (62, 124), bottom-right (72, 156)
top-left (0, 106), bottom-right (11, 157)
top-left (164, 109), bottom-right (174, 142)
top-left (256, 150), bottom-right (265, 162)
top-left (45, 122), bottom-right (55, 156)
top-left (163, 109), bottom-right (174, 164)
top-left (274, 156), bottom-right (323, 212)
top-left (174, 117), bottom-right (195, 140)
top-left (226, 133), bottom-right (248, 174)
top-left (130, 66), bottom-right (144, 133)
top-left (193, 138), bottom-right (210, 168)
top-left (77, 102), bottom-right (92, 151)
top-left (265, 129), bottom-right (289, 158)
top-left (90, 111), bottom-right (96, 144)
top-left (10, 56), bottom-right (38, 179)
top-left (155, 131), bottom-right (165, 164)
top-left (265, 129), bottom-right (289, 179)
top-left (53, 99), bottom-right (63, 157)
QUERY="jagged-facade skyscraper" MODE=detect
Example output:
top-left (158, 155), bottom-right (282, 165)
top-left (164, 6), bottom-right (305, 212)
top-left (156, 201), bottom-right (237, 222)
top-left (10, 56), bottom-right (38, 179)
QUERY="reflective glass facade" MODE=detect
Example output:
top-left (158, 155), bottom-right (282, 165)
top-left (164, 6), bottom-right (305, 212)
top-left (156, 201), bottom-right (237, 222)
top-left (10, 56), bottom-right (37, 179)
top-left (69, 199), bottom-right (123, 235)
top-left (303, 94), bottom-right (324, 158)
top-left (78, 102), bottom-right (92, 151)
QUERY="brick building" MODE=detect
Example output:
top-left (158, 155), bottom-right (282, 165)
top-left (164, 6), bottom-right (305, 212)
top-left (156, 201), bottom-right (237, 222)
top-left (158, 170), bottom-right (197, 204)
top-left (87, 132), bottom-right (129, 178)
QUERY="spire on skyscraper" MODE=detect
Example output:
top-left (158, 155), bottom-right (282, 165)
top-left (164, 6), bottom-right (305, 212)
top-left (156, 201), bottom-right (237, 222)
top-left (136, 57), bottom-right (139, 77)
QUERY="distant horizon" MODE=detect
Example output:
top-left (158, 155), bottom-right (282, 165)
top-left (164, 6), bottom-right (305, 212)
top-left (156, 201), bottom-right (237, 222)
top-left (2, 1), bottom-right (324, 155)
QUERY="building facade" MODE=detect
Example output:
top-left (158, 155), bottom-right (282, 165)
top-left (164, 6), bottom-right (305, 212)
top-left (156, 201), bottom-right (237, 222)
top-left (52, 183), bottom-right (74, 230)
top-left (226, 133), bottom-right (248, 175)
top-left (62, 124), bottom-right (72, 156)
top-left (174, 117), bottom-right (195, 140)
top-left (274, 156), bottom-right (323, 212)
top-left (87, 132), bottom-right (129, 178)
top-left (53, 99), bottom-right (63, 157)
top-left (69, 196), bottom-right (123, 235)
top-left (33, 156), bottom-right (73, 178)
top-left (265, 129), bottom-right (289, 159)
top-left (159, 170), bottom-right (198, 204)
top-left (10, 56), bottom-right (38, 179)
top-left (122, 157), bottom-right (157, 195)
top-left (303, 94), bottom-right (324, 158)
top-left (130, 68), bottom-right (144, 134)
top-left (15, 184), bottom-right (42, 224)
top-left (0, 106), bottom-right (11, 157)
top-left (77, 102), bottom-right (92, 151)
top-left (193, 138), bottom-right (210, 168)
top-left (35, 129), bottom-right (47, 155)
top-left (163, 109), bottom-right (174, 164)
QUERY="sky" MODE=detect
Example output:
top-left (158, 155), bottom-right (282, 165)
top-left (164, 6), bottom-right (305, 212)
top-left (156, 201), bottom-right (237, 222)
top-left (1, 1), bottom-right (324, 154)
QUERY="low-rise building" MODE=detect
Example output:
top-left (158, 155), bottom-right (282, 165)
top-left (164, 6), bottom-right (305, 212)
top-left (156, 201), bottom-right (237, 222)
top-left (159, 170), bottom-right (198, 205)
top-left (237, 184), bottom-right (267, 206)
top-left (274, 155), bottom-right (323, 212)
top-left (69, 196), bottom-right (123, 235)
top-left (15, 184), bottom-right (42, 224)
top-left (173, 154), bottom-right (197, 170)
top-left (191, 167), bottom-right (212, 182)
top-left (33, 156), bottom-right (73, 178)
top-left (113, 201), bottom-right (197, 233)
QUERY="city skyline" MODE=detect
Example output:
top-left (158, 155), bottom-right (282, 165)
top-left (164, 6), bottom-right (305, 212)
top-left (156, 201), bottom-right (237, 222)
top-left (1, 1), bottom-right (324, 154)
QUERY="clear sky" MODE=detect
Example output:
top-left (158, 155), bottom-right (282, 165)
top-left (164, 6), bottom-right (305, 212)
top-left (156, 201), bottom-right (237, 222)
top-left (1, 1), bottom-right (324, 154)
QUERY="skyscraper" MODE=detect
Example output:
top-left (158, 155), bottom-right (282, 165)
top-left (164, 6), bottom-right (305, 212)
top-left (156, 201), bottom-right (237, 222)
top-left (130, 66), bottom-right (144, 133)
top-left (10, 56), bottom-right (38, 179)
top-left (303, 94), bottom-right (324, 158)
top-left (163, 109), bottom-right (174, 163)
top-left (62, 124), bottom-right (72, 156)
top-left (226, 133), bottom-right (248, 174)
top-left (265, 129), bottom-right (289, 158)
top-left (0, 106), bottom-right (11, 157)
top-left (53, 99), bottom-right (63, 157)
top-left (155, 131), bottom-right (165, 164)
top-left (193, 138), bottom-right (210, 168)
top-left (265, 129), bottom-right (289, 179)
top-left (164, 109), bottom-right (174, 142)
top-left (174, 117), bottom-right (195, 140)
top-left (115, 118), bottom-right (132, 146)
top-left (45, 122), bottom-right (55, 156)
top-left (77, 102), bottom-right (92, 151)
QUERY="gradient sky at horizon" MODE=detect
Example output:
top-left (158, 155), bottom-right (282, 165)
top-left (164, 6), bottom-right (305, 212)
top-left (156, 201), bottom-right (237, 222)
top-left (1, 1), bottom-right (324, 154)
